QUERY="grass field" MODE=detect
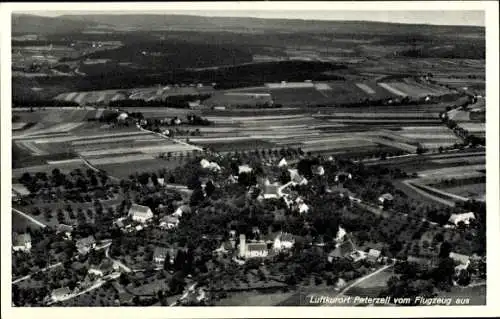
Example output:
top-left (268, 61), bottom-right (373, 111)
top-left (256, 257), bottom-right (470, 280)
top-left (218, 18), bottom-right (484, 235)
top-left (97, 158), bottom-right (184, 178)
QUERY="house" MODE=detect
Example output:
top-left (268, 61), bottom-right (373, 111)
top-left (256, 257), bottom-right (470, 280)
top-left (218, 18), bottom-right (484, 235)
top-left (288, 169), bottom-right (308, 186)
top-left (448, 212), bottom-right (475, 226)
top-left (278, 158), bottom-right (288, 167)
top-left (12, 183), bottom-right (31, 197)
top-left (159, 215), bottom-right (179, 229)
top-left (449, 252), bottom-right (471, 266)
top-left (314, 165), bottom-right (325, 176)
top-left (116, 113), bottom-right (128, 121)
top-left (128, 204), bottom-right (153, 223)
top-left (378, 193), bottom-right (394, 205)
top-left (262, 183), bottom-right (280, 199)
top-left (238, 165), bottom-right (253, 174)
top-left (200, 159), bottom-right (221, 171)
top-left (367, 249), bottom-right (382, 262)
top-left (172, 205), bottom-right (191, 217)
top-left (153, 246), bottom-right (172, 265)
top-left (51, 287), bottom-right (71, 302)
top-left (349, 250), bottom-right (367, 262)
top-left (273, 232), bottom-right (295, 251)
top-left (76, 235), bottom-right (96, 255)
top-left (334, 172), bottom-right (352, 183)
top-left (12, 233), bottom-right (32, 252)
top-left (56, 224), bottom-right (74, 240)
top-left (298, 202), bottom-right (310, 214)
top-left (238, 234), bottom-right (269, 259)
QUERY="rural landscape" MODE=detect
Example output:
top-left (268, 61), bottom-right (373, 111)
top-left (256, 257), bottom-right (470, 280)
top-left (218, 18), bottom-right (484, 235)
top-left (10, 11), bottom-right (486, 307)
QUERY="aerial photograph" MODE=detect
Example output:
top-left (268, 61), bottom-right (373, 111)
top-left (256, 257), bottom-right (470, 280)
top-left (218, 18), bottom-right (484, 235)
top-left (9, 8), bottom-right (487, 307)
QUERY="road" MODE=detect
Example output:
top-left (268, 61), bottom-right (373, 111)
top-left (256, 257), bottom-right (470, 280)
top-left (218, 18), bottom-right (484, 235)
top-left (336, 263), bottom-right (395, 298)
top-left (105, 245), bottom-right (132, 273)
top-left (12, 261), bottom-right (63, 284)
top-left (401, 179), bottom-right (456, 207)
top-left (12, 208), bottom-right (47, 228)
top-left (79, 155), bottom-right (120, 182)
top-left (46, 272), bottom-right (121, 305)
top-left (138, 126), bottom-right (204, 152)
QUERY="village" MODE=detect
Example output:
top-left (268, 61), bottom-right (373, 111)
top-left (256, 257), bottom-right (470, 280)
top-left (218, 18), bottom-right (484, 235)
top-left (12, 147), bottom-right (486, 306)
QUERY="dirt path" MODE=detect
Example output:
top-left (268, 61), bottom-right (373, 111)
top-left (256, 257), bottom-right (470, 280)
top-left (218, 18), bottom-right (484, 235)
top-left (12, 208), bottom-right (47, 228)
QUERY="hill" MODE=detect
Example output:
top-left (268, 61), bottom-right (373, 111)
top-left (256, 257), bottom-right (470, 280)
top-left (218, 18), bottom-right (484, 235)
top-left (11, 14), bottom-right (97, 35)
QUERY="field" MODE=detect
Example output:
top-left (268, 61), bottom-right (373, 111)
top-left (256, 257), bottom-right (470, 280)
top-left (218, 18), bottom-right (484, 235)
top-left (97, 158), bottom-right (184, 179)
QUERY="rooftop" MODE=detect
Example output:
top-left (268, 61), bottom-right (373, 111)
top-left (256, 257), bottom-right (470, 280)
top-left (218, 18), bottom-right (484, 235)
top-left (129, 204), bottom-right (151, 214)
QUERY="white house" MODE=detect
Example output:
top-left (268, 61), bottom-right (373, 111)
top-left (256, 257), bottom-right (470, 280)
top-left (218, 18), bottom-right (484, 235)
top-left (200, 159), bottom-right (221, 171)
top-left (298, 202), bottom-right (310, 214)
top-left (128, 204), bottom-right (153, 223)
top-left (278, 158), bottom-right (288, 167)
top-left (172, 205), bottom-right (190, 218)
top-left (12, 233), bottom-right (32, 252)
top-left (448, 212), bottom-right (475, 226)
top-left (378, 193), bottom-right (394, 205)
top-left (335, 226), bottom-right (347, 243)
top-left (273, 232), bottom-right (295, 251)
top-left (238, 165), bottom-right (253, 174)
top-left (288, 169), bottom-right (308, 186)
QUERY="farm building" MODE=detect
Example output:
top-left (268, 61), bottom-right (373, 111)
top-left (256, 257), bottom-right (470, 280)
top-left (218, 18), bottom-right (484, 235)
top-left (298, 202), bottom-right (310, 214)
top-left (12, 233), bottom-right (32, 252)
top-left (128, 204), bottom-right (153, 223)
top-left (448, 212), bottom-right (475, 226)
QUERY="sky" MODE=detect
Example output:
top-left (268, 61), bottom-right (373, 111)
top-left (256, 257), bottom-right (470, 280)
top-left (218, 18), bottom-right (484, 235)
top-left (19, 10), bottom-right (485, 27)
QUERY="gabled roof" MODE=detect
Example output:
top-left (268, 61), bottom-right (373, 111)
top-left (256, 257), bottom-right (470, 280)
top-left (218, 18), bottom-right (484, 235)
top-left (129, 204), bottom-right (151, 214)
top-left (329, 239), bottom-right (356, 258)
top-left (368, 249), bottom-right (382, 259)
top-left (449, 252), bottom-right (470, 264)
top-left (448, 212), bottom-right (475, 224)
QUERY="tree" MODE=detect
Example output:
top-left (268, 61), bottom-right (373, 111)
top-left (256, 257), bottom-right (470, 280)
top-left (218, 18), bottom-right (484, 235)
top-left (205, 181), bottom-right (216, 197)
